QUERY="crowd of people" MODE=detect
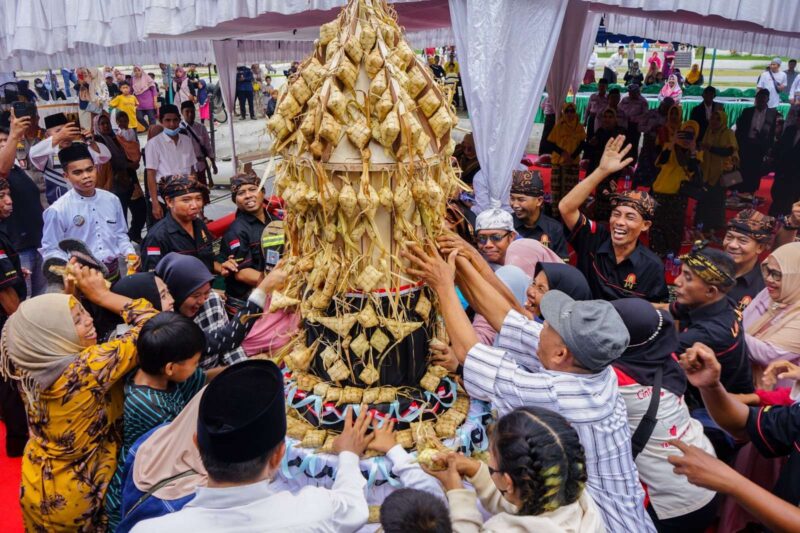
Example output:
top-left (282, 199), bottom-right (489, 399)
top-left (0, 45), bottom-right (798, 533)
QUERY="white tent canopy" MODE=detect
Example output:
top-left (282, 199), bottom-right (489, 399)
top-left (4, 0), bottom-right (799, 204)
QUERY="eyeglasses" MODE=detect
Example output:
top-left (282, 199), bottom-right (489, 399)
top-left (761, 263), bottom-right (782, 282)
top-left (476, 231), bottom-right (511, 245)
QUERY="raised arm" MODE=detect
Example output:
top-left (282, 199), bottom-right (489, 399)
top-left (402, 245), bottom-right (478, 364)
top-left (0, 112), bottom-right (31, 176)
top-left (558, 134), bottom-right (633, 231)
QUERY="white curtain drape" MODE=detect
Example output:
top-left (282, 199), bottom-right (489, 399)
top-left (547, 0), bottom-right (600, 120)
top-left (212, 40), bottom-right (239, 169)
top-left (575, 11), bottom-right (603, 92)
top-left (450, 0), bottom-right (569, 213)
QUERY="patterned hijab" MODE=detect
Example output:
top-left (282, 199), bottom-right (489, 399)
top-left (746, 242), bottom-right (800, 354)
top-left (0, 294), bottom-right (84, 402)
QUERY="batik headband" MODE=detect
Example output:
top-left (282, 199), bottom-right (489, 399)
top-left (609, 190), bottom-right (656, 220)
top-left (680, 243), bottom-right (736, 288)
top-left (727, 209), bottom-right (776, 242)
top-left (159, 175), bottom-right (207, 199)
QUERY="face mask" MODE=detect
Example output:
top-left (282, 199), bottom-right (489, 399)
top-left (163, 127), bottom-right (181, 137)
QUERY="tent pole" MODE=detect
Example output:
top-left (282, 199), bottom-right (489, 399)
top-left (699, 48), bottom-right (706, 74)
top-left (708, 48), bottom-right (717, 86)
top-left (208, 63), bottom-right (216, 155)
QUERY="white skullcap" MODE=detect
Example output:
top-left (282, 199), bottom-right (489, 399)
top-left (475, 207), bottom-right (514, 232)
top-left (772, 57), bottom-right (782, 65)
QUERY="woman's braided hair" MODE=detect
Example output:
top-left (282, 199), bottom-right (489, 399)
top-left (493, 406), bottom-right (587, 516)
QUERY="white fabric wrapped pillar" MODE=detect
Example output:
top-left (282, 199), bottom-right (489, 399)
top-left (546, 0), bottom-right (593, 119)
top-left (212, 39), bottom-right (239, 169)
top-left (450, 0), bottom-right (569, 213)
top-left (575, 11), bottom-right (602, 92)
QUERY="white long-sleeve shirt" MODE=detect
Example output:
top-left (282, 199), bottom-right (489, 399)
top-left (130, 451), bottom-right (369, 533)
top-left (605, 53), bottom-right (625, 71)
top-left (385, 445), bottom-right (446, 501)
top-left (463, 310), bottom-right (655, 533)
top-left (29, 139), bottom-right (111, 204)
top-left (39, 188), bottom-right (135, 262)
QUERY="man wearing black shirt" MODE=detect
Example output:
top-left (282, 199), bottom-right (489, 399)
top-left (219, 173), bottom-right (274, 313)
top-left (723, 209), bottom-right (775, 312)
top-left (670, 246), bottom-right (753, 401)
top-left (509, 169), bottom-right (568, 260)
top-left (0, 113), bottom-right (45, 297)
top-left (559, 135), bottom-right (668, 302)
top-left (141, 175), bottom-right (237, 276)
top-left (429, 55), bottom-right (445, 80)
top-left (680, 346), bottom-right (800, 522)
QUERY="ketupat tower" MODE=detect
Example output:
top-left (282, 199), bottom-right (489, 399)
top-left (266, 0), bottom-right (488, 493)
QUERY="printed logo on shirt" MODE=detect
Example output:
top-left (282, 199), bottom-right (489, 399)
top-left (540, 234), bottom-right (550, 248)
top-left (229, 239), bottom-right (240, 250)
top-left (623, 273), bottom-right (637, 290)
top-left (736, 295), bottom-right (752, 314)
top-left (146, 247), bottom-right (161, 256)
top-left (73, 215), bottom-right (85, 227)
top-left (731, 320), bottom-right (740, 338)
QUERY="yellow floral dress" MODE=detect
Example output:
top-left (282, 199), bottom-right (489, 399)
top-left (19, 299), bottom-right (156, 533)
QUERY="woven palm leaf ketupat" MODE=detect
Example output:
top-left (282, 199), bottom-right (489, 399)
top-left (267, 0), bottom-right (469, 453)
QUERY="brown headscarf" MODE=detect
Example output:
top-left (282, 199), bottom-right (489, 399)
top-left (132, 388), bottom-right (206, 500)
top-left (0, 294), bottom-right (83, 404)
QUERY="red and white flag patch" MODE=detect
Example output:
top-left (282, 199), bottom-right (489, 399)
top-left (146, 247), bottom-right (161, 256)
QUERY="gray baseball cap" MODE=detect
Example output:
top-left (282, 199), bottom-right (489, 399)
top-left (540, 290), bottom-right (630, 371)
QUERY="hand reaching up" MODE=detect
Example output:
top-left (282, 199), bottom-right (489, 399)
top-left (598, 135), bottom-right (634, 176)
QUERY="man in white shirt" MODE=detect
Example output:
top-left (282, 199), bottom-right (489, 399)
top-left (144, 104), bottom-right (196, 222)
top-left (603, 45), bottom-right (625, 84)
top-left (756, 58), bottom-right (788, 108)
top-left (131, 360), bottom-right (371, 533)
top-left (29, 113), bottom-right (110, 205)
top-left (401, 244), bottom-right (656, 532)
top-left (180, 100), bottom-right (217, 193)
top-left (39, 143), bottom-right (135, 278)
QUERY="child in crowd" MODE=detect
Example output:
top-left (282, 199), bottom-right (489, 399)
top-left (380, 489), bottom-right (452, 533)
top-left (110, 81), bottom-right (143, 132)
top-left (104, 312), bottom-right (209, 530)
top-left (422, 406), bottom-right (605, 532)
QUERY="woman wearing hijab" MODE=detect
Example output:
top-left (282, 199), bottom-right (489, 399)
top-left (696, 109), bottom-right (738, 233)
top-left (171, 67), bottom-right (193, 108)
top-left (155, 252), bottom-right (281, 369)
top-left (117, 390), bottom-right (207, 532)
top-left (685, 64), bottom-right (704, 86)
top-left (473, 265), bottom-right (531, 345)
top-left (547, 102), bottom-right (586, 211)
top-left (94, 273), bottom-right (174, 341)
top-left (624, 61), bottom-right (644, 87)
top-left (651, 120), bottom-right (703, 257)
top-left (644, 62), bottom-right (662, 86)
top-left (525, 262), bottom-right (592, 320)
top-left (0, 266), bottom-right (158, 532)
top-left (503, 238), bottom-right (563, 279)
top-left (132, 65), bottom-right (158, 129)
top-left (744, 242), bottom-right (800, 387)
top-left (610, 298), bottom-right (718, 532)
top-left (659, 75), bottom-right (683, 103)
top-left (648, 51), bottom-right (662, 71)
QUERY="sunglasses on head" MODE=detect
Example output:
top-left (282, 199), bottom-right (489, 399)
top-left (477, 231), bottom-right (511, 244)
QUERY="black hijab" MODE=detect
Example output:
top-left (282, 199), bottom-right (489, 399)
top-left (155, 252), bottom-right (214, 310)
top-left (535, 263), bottom-right (592, 301)
top-left (94, 273), bottom-right (165, 341)
top-left (611, 297), bottom-right (687, 396)
top-left (113, 273), bottom-right (163, 311)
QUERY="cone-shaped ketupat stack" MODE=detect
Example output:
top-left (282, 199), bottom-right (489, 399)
top-left (267, 0), bottom-right (476, 459)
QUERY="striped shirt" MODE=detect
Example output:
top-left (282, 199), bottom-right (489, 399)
top-left (463, 310), bottom-right (655, 533)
